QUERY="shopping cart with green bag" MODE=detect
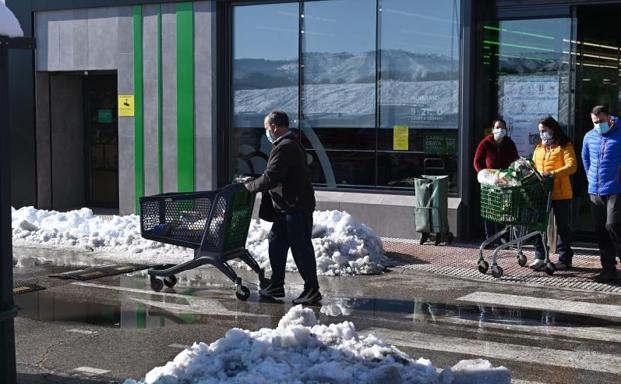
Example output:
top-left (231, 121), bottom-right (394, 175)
top-left (477, 163), bottom-right (554, 278)
top-left (139, 183), bottom-right (268, 300)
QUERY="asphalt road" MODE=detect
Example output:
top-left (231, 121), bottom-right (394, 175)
top-left (11, 247), bottom-right (621, 384)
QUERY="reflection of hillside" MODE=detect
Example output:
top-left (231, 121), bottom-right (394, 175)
top-left (234, 80), bottom-right (458, 128)
top-left (234, 49), bottom-right (457, 89)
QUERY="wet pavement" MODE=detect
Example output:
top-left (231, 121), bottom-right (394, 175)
top-left (11, 246), bottom-right (621, 384)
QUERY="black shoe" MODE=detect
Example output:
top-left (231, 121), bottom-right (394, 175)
top-left (259, 282), bottom-right (285, 298)
top-left (593, 271), bottom-right (618, 284)
top-left (292, 286), bottom-right (322, 305)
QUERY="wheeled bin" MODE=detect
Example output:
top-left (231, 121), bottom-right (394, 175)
top-left (414, 175), bottom-right (454, 245)
top-left (139, 183), bottom-right (268, 300)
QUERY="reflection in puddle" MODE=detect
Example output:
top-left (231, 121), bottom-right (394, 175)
top-left (14, 274), bottom-right (618, 331)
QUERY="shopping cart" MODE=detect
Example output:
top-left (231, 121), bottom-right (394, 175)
top-left (477, 168), bottom-right (554, 278)
top-left (139, 183), bottom-right (268, 300)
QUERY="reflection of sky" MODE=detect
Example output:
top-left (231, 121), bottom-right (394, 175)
top-left (234, 0), bottom-right (460, 60)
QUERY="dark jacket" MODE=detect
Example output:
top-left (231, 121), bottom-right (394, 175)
top-left (473, 135), bottom-right (519, 172)
top-left (245, 131), bottom-right (315, 218)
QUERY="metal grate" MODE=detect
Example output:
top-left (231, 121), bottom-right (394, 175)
top-left (403, 264), bottom-right (621, 294)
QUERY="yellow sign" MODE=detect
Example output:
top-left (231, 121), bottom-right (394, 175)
top-left (118, 95), bottom-right (135, 117)
top-left (393, 125), bottom-right (409, 150)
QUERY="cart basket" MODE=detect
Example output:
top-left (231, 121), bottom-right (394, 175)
top-left (140, 183), bottom-right (255, 253)
top-left (480, 176), bottom-right (553, 232)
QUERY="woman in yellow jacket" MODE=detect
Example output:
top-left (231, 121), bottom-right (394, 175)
top-left (530, 116), bottom-right (577, 271)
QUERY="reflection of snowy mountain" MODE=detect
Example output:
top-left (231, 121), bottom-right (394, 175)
top-left (234, 80), bottom-right (458, 128)
top-left (498, 52), bottom-right (567, 74)
top-left (234, 49), bottom-right (457, 89)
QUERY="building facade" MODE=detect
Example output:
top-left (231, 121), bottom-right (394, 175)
top-left (6, 0), bottom-right (621, 239)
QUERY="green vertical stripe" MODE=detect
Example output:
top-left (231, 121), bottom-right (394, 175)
top-left (176, 2), bottom-right (194, 192)
top-left (133, 6), bottom-right (144, 212)
top-left (157, 4), bottom-right (163, 194)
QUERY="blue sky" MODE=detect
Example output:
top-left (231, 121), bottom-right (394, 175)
top-left (234, 0), bottom-right (460, 61)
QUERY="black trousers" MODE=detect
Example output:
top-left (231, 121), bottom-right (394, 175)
top-left (268, 210), bottom-right (319, 289)
top-left (535, 199), bottom-right (573, 263)
top-left (589, 194), bottom-right (621, 274)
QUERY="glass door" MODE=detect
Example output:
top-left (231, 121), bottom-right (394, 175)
top-left (482, 18), bottom-right (573, 158)
top-left (573, 4), bottom-right (621, 239)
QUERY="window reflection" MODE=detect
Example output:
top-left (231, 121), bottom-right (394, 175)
top-left (485, 19), bottom-right (571, 158)
top-left (230, 0), bottom-right (461, 193)
top-left (378, 0), bottom-right (460, 191)
top-left (302, 0), bottom-right (376, 130)
top-left (232, 3), bottom-right (299, 176)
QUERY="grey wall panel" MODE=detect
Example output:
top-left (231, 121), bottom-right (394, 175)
top-left (161, 4), bottom-right (177, 193)
top-left (35, 12), bottom-right (53, 71)
top-left (35, 7), bottom-right (123, 71)
top-left (35, 72), bottom-right (52, 209)
top-left (50, 74), bottom-right (85, 210)
top-left (194, 1), bottom-right (216, 190)
top-left (118, 51), bottom-right (135, 214)
top-left (72, 10), bottom-right (88, 69)
top-left (117, 7), bottom-right (133, 54)
top-left (87, 7), bottom-right (120, 70)
top-left (58, 10), bottom-right (88, 71)
top-left (142, 6), bottom-right (160, 196)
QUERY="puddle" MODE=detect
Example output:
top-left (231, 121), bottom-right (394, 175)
top-left (319, 296), bottom-right (620, 328)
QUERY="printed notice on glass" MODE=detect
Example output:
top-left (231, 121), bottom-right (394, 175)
top-left (393, 125), bottom-right (409, 151)
top-left (499, 75), bottom-right (560, 157)
top-left (118, 95), bottom-right (135, 117)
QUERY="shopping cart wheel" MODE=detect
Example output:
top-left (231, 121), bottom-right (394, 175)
top-left (235, 285), bottom-right (250, 301)
top-left (517, 253), bottom-right (527, 267)
top-left (150, 276), bottom-right (164, 292)
top-left (163, 275), bottom-right (178, 288)
top-left (491, 265), bottom-right (504, 278)
top-left (420, 233), bottom-right (429, 245)
top-left (477, 260), bottom-right (489, 274)
top-left (544, 262), bottom-right (556, 276)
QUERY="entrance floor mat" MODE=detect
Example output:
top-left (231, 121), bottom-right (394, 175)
top-left (49, 264), bottom-right (150, 281)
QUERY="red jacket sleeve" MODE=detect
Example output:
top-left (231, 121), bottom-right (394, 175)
top-left (473, 139), bottom-right (487, 173)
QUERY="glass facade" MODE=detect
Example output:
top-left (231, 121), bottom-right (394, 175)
top-left (231, 0), bottom-right (461, 193)
top-left (483, 18), bottom-right (572, 158)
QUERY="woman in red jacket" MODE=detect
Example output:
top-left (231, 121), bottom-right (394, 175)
top-left (473, 119), bottom-right (519, 240)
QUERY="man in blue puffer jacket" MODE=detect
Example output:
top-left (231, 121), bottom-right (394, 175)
top-left (582, 105), bottom-right (621, 283)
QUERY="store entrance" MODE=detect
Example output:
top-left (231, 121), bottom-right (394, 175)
top-left (572, 4), bottom-right (621, 240)
top-left (84, 73), bottom-right (119, 210)
top-left (480, 4), bottom-right (621, 241)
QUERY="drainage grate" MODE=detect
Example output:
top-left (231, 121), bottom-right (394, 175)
top-left (13, 279), bottom-right (46, 295)
top-left (49, 264), bottom-right (150, 281)
top-left (403, 264), bottom-right (621, 294)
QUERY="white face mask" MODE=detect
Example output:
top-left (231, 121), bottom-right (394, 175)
top-left (540, 131), bottom-right (554, 145)
top-left (265, 129), bottom-right (275, 144)
top-left (492, 128), bottom-right (506, 140)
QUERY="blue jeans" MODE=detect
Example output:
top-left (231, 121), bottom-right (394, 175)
top-left (535, 199), bottom-right (573, 263)
top-left (268, 210), bottom-right (319, 289)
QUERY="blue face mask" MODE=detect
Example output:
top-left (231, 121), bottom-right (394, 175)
top-left (265, 129), bottom-right (275, 144)
top-left (594, 122), bottom-right (611, 135)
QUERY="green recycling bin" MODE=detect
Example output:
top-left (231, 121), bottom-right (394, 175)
top-left (414, 175), bottom-right (454, 245)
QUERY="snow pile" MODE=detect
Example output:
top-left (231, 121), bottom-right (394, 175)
top-left (0, 2), bottom-right (24, 38)
top-left (11, 206), bottom-right (387, 275)
top-left (124, 306), bottom-right (511, 384)
top-left (246, 210), bottom-right (386, 275)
